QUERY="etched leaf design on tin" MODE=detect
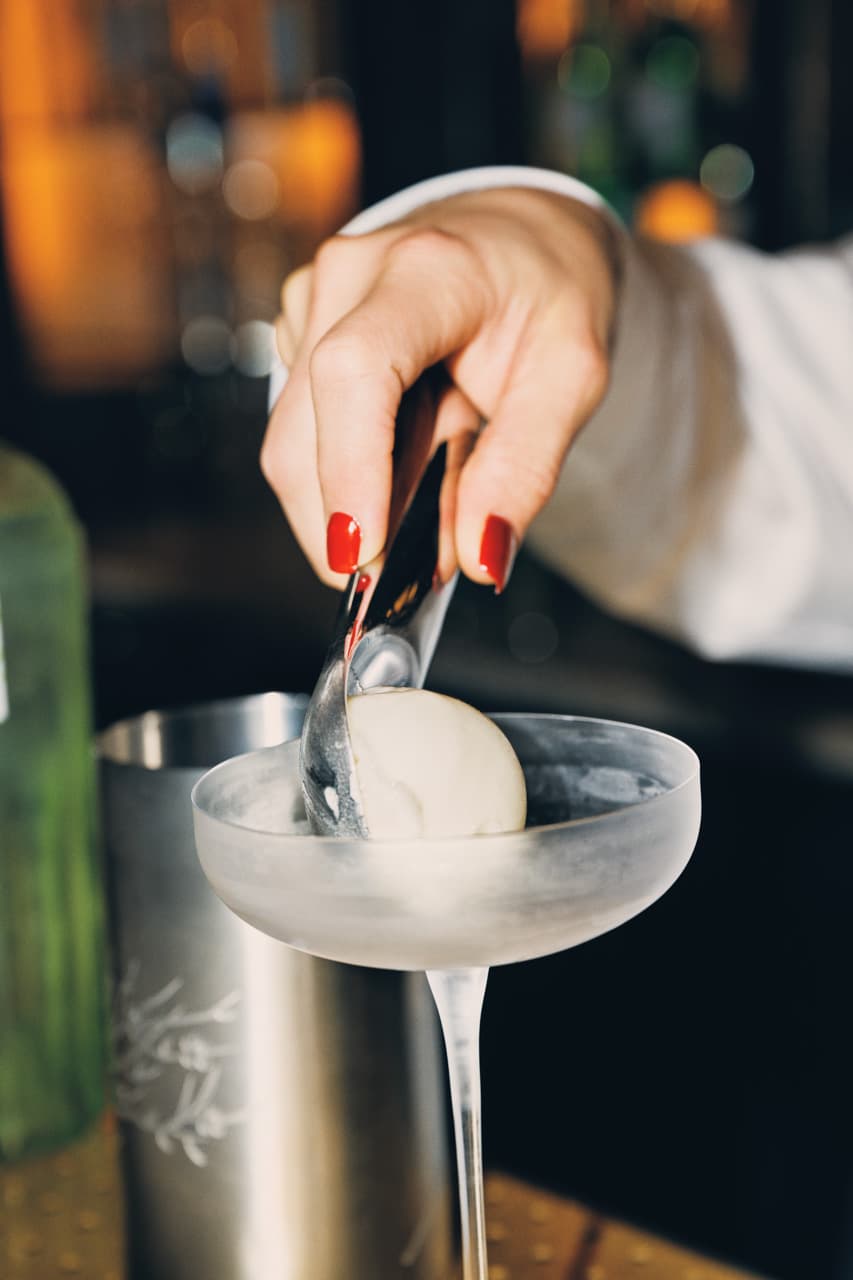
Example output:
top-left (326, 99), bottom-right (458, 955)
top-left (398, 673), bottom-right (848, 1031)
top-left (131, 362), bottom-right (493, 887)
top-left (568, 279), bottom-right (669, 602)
top-left (113, 961), bottom-right (245, 1167)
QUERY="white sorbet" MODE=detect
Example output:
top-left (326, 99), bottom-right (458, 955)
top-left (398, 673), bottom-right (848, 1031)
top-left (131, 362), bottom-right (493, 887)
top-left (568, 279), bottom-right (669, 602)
top-left (347, 687), bottom-right (527, 839)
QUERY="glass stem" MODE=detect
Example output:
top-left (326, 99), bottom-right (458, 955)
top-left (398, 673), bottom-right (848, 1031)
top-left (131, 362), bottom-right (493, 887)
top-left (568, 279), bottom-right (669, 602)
top-left (426, 966), bottom-right (489, 1280)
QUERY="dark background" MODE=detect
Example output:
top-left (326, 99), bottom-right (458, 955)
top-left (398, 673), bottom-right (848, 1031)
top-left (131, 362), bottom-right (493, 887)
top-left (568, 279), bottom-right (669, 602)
top-left (3, 1), bottom-right (853, 1276)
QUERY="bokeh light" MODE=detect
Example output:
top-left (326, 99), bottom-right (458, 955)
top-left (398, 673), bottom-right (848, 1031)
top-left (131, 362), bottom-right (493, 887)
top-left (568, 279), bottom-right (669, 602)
top-left (222, 158), bottom-right (279, 220)
top-left (517, 0), bottom-right (579, 61)
top-left (646, 34), bottom-right (700, 91)
top-left (181, 316), bottom-right (232, 375)
top-left (231, 320), bottom-right (276, 378)
top-left (166, 113), bottom-right (223, 196)
top-left (635, 179), bottom-right (719, 242)
top-left (1, 125), bottom-right (172, 385)
top-left (181, 17), bottom-right (238, 77)
top-left (700, 142), bottom-right (754, 203)
top-left (0, 0), bottom-right (98, 126)
top-left (225, 100), bottom-right (361, 237)
top-left (558, 43), bottom-right (612, 99)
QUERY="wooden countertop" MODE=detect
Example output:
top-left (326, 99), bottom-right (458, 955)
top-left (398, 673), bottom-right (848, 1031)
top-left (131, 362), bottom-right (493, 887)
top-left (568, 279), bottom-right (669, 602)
top-left (1, 1121), bottom-right (767, 1280)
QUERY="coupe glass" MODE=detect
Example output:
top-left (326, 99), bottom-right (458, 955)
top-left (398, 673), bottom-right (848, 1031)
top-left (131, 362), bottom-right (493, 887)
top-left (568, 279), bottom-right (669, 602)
top-left (192, 713), bottom-right (701, 1279)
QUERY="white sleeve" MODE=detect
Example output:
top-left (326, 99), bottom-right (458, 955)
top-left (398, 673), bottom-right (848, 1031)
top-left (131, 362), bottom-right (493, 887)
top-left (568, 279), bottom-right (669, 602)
top-left (270, 166), bottom-right (853, 670)
top-left (528, 230), bottom-right (853, 668)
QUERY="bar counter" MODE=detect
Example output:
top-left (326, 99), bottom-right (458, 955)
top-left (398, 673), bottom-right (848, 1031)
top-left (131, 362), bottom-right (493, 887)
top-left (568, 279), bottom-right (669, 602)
top-left (2, 1120), bottom-right (766, 1279)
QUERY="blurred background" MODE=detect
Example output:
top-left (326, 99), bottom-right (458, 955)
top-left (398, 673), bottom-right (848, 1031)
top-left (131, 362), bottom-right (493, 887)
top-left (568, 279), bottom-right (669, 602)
top-left (2, 1), bottom-right (853, 1277)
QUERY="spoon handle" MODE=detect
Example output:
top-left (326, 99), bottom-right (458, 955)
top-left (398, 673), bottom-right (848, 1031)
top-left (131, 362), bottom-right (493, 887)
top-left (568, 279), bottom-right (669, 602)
top-left (337, 367), bottom-right (458, 691)
top-left (299, 368), bottom-right (458, 837)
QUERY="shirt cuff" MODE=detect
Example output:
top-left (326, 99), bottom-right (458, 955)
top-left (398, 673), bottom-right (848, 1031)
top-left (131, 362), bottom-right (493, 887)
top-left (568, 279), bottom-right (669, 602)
top-left (341, 165), bottom-right (614, 234)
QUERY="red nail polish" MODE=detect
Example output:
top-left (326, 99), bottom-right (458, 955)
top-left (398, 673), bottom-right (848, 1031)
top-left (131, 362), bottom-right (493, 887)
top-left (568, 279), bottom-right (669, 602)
top-left (479, 515), bottom-right (516, 593)
top-left (326, 512), bottom-right (361, 574)
top-left (355, 573), bottom-right (371, 594)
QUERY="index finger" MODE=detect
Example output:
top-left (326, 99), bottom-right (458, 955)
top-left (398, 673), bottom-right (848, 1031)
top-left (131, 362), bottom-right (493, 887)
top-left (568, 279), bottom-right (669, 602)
top-left (309, 228), bottom-right (492, 569)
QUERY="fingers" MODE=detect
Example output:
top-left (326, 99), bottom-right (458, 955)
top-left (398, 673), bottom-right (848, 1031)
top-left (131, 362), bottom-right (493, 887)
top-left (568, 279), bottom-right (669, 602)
top-left (262, 244), bottom-right (388, 584)
top-left (454, 324), bottom-right (608, 590)
top-left (275, 313), bottom-right (297, 369)
top-left (265, 192), bottom-right (616, 595)
top-left (434, 389), bottom-right (481, 585)
top-left (281, 263), bottom-right (313, 336)
top-left (310, 229), bottom-right (493, 567)
top-left (263, 386), bottom-right (342, 585)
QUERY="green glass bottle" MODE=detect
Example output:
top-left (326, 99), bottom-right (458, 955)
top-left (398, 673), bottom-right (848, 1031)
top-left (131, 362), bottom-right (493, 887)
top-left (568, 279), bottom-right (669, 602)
top-left (0, 444), bottom-right (105, 1160)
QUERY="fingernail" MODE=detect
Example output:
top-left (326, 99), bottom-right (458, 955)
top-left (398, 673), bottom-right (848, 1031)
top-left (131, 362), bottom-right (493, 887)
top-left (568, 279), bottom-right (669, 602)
top-left (327, 512), bottom-right (361, 574)
top-left (479, 515), bottom-right (516, 594)
top-left (355, 573), bottom-right (371, 594)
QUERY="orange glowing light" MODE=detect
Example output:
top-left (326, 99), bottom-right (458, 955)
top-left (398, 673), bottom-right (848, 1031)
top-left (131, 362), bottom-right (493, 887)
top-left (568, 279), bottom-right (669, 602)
top-left (169, 0), bottom-right (274, 106)
top-left (0, 0), bottom-right (99, 125)
top-left (517, 0), bottom-right (582, 62)
top-left (641, 0), bottom-right (733, 29)
top-left (227, 100), bottom-right (362, 238)
top-left (1, 126), bottom-right (175, 386)
top-left (634, 179), bottom-right (719, 242)
top-left (181, 17), bottom-right (239, 76)
top-left (286, 100), bottom-right (362, 230)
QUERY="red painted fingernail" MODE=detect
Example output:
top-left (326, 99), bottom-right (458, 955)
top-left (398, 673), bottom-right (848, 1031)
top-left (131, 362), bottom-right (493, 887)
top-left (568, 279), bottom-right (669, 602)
top-left (326, 512), bottom-right (361, 574)
top-left (355, 573), bottom-right (371, 594)
top-left (479, 515), bottom-right (516, 594)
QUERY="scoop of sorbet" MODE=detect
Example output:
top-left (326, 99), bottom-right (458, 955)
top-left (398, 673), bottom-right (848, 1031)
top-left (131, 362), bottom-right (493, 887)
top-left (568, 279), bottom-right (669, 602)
top-left (347, 688), bottom-right (527, 839)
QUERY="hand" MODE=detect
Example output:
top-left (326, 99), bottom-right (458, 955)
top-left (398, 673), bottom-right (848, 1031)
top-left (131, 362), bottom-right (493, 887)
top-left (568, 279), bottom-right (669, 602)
top-left (261, 186), bottom-right (620, 591)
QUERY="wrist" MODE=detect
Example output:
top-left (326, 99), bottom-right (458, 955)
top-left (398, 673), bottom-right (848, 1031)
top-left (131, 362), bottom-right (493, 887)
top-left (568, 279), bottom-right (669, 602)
top-left (551, 193), bottom-right (623, 355)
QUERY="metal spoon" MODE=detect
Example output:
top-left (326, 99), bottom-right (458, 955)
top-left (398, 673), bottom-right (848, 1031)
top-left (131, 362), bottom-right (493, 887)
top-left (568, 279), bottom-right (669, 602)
top-left (299, 368), bottom-right (458, 837)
